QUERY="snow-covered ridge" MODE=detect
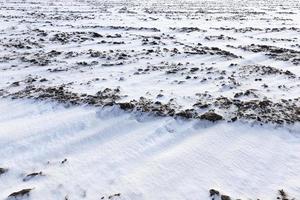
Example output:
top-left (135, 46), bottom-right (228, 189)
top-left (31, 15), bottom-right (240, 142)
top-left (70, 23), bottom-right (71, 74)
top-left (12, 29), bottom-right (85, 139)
top-left (0, 99), bottom-right (299, 199)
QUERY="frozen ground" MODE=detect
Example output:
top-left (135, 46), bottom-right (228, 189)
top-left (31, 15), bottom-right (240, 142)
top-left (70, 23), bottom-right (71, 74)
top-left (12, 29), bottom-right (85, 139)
top-left (0, 0), bottom-right (300, 199)
top-left (0, 99), bottom-right (300, 200)
top-left (0, 0), bottom-right (299, 123)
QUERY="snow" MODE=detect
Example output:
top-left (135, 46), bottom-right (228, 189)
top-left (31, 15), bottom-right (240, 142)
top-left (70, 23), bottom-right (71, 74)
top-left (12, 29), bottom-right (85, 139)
top-left (0, 0), bottom-right (299, 111)
top-left (0, 99), bottom-right (299, 199)
top-left (0, 0), bottom-right (299, 199)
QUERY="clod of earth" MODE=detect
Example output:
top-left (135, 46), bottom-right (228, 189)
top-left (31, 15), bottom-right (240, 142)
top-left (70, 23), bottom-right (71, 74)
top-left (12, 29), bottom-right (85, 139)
top-left (200, 112), bottom-right (223, 122)
top-left (221, 195), bottom-right (231, 200)
top-left (117, 102), bottom-right (135, 110)
top-left (277, 189), bottom-right (296, 200)
top-left (0, 167), bottom-right (8, 175)
top-left (23, 171), bottom-right (43, 182)
top-left (108, 193), bottom-right (121, 199)
top-left (7, 188), bottom-right (33, 199)
top-left (209, 189), bottom-right (232, 200)
top-left (61, 158), bottom-right (68, 164)
top-left (209, 189), bottom-right (220, 197)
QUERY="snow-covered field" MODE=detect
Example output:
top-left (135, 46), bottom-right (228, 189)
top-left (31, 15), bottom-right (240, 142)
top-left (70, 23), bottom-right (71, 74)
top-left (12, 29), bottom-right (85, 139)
top-left (0, 99), bottom-right (300, 200)
top-left (0, 0), bottom-right (299, 199)
top-left (1, 0), bottom-right (300, 123)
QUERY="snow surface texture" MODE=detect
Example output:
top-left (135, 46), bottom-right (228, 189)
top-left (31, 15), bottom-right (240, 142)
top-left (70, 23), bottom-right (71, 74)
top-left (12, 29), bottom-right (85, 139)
top-left (0, 99), bottom-right (300, 200)
top-left (0, 0), bottom-right (300, 199)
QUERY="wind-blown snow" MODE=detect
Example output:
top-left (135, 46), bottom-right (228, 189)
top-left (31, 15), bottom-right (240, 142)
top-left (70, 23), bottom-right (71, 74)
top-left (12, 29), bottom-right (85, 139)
top-left (0, 0), bottom-right (299, 199)
top-left (0, 99), bottom-right (299, 199)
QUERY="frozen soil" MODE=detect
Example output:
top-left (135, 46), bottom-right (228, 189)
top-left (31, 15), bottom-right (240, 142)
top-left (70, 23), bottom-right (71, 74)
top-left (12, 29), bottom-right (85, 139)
top-left (0, 0), bottom-right (299, 125)
top-left (0, 0), bottom-right (300, 199)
